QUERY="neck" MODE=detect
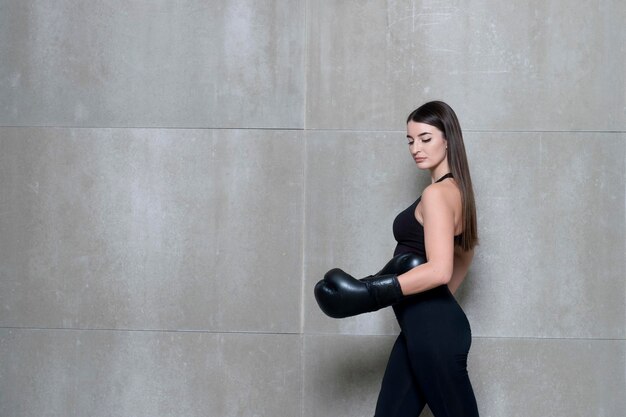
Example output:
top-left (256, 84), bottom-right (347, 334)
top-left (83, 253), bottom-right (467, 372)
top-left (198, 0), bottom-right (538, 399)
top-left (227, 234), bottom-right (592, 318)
top-left (430, 165), bottom-right (451, 183)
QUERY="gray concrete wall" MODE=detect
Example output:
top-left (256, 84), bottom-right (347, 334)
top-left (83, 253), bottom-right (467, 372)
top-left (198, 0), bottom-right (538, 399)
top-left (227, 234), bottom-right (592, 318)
top-left (0, 1), bottom-right (624, 416)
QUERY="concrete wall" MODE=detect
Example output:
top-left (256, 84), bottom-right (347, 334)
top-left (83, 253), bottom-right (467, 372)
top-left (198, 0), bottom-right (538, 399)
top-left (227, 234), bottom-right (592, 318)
top-left (1, 1), bottom-right (624, 416)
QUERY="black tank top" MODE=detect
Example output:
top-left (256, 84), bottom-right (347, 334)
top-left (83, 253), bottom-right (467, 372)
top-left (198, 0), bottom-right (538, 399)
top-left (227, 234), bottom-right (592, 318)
top-left (393, 173), bottom-right (456, 257)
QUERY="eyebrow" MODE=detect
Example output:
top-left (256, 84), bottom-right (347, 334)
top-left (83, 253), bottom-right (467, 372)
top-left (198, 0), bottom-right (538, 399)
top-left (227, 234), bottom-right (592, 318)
top-left (406, 132), bottom-right (432, 140)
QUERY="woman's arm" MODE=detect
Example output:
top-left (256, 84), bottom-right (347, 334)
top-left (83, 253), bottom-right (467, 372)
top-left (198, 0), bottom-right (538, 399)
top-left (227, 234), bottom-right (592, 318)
top-left (396, 185), bottom-right (457, 295)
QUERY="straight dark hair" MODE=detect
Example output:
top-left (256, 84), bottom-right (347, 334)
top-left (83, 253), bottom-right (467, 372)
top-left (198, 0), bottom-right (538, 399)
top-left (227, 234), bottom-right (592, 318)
top-left (407, 101), bottom-right (478, 251)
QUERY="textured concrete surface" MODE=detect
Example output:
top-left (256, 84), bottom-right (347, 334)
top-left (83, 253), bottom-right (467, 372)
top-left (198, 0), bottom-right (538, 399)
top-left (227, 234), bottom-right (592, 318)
top-left (306, 0), bottom-right (625, 131)
top-left (463, 132), bottom-right (625, 339)
top-left (0, 0), bottom-right (305, 128)
top-left (0, 329), bottom-right (302, 417)
top-left (0, 127), bottom-right (304, 332)
top-left (1, 1), bottom-right (624, 416)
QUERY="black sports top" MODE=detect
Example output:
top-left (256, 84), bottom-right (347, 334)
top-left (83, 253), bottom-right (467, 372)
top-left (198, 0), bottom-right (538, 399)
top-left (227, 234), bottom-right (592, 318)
top-left (393, 173), bottom-right (455, 257)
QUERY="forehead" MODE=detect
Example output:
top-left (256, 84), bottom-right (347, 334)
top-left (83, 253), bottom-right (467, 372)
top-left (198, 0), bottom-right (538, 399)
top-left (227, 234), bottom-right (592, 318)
top-left (407, 121), bottom-right (442, 136)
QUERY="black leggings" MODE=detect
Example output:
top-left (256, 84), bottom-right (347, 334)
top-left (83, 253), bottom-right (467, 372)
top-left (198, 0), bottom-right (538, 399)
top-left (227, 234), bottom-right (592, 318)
top-left (375, 285), bottom-right (479, 417)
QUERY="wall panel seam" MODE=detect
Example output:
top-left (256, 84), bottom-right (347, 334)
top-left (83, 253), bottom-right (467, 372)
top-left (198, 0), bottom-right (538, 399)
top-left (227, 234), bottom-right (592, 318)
top-left (1, 126), bottom-right (624, 134)
top-left (300, 133), bottom-right (308, 336)
top-left (299, 332), bottom-right (626, 341)
top-left (4, 327), bottom-right (622, 342)
top-left (0, 326), bottom-right (302, 336)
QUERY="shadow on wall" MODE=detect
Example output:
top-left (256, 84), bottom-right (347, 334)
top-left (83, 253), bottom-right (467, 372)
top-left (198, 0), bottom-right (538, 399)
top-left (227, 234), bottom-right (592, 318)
top-left (313, 336), bottom-right (391, 400)
top-left (311, 334), bottom-right (437, 417)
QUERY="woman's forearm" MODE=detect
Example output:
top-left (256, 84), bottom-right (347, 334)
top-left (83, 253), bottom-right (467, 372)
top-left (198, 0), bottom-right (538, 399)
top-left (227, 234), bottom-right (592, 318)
top-left (397, 261), bottom-right (452, 295)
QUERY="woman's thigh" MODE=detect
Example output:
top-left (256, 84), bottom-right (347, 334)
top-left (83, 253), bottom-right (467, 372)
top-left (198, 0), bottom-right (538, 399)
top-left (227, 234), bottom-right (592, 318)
top-left (375, 333), bottom-right (426, 417)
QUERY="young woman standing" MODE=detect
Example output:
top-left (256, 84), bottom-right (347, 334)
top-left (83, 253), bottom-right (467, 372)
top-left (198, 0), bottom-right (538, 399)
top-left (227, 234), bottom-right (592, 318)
top-left (315, 101), bottom-right (479, 416)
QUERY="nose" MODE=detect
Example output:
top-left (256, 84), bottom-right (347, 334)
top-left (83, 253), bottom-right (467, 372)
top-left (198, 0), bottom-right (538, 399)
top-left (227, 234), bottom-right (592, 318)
top-left (410, 142), bottom-right (420, 155)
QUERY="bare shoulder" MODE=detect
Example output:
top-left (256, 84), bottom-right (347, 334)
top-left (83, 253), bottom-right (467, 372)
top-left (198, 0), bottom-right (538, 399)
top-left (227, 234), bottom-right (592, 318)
top-left (421, 180), bottom-right (460, 209)
top-left (418, 180), bottom-right (462, 230)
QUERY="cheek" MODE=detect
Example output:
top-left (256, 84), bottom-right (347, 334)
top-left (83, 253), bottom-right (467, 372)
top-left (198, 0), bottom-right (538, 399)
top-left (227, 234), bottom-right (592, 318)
top-left (432, 144), bottom-right (447, 160)
top-left (428, 143), bottom-right (445, 156)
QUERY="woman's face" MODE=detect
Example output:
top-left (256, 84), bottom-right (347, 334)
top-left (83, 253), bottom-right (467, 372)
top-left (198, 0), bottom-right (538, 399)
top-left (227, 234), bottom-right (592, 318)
top-left (406, 121), bottom-right (448, 171)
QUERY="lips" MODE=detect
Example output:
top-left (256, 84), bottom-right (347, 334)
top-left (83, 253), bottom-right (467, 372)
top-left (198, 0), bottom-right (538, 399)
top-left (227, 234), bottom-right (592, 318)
top-left (414, 157), bottom-right (426, 163)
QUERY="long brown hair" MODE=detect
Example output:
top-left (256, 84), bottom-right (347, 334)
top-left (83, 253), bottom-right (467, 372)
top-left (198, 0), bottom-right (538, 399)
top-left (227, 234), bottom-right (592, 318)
top-left (407, 101), bottom-right (478, 251)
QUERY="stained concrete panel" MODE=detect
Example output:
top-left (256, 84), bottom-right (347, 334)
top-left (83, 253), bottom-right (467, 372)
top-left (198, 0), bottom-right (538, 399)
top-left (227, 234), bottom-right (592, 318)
top-left (0, 127), bottom-right (304, 332)
top-left (461, 132), bottom-right (625, 339)
top-left (306, 0), bottom-right (625, 131)
top-left (0, 328), bottom-right (302, 417)
top-left (0, 0), bottom-right (305, 128)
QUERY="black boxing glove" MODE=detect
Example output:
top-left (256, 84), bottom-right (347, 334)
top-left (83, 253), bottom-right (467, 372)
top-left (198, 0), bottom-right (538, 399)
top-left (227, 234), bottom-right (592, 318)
top-left (314, 253), bottom-right (425, 319)
top-left (367, 252), bottom-right (425, 279)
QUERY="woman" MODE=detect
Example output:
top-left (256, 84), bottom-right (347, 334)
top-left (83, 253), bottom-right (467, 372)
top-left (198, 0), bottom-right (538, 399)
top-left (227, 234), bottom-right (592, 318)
top-left (314, 101), bottom-right (479, 416)
top-left (375, 100), bottom-right (479, 416)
